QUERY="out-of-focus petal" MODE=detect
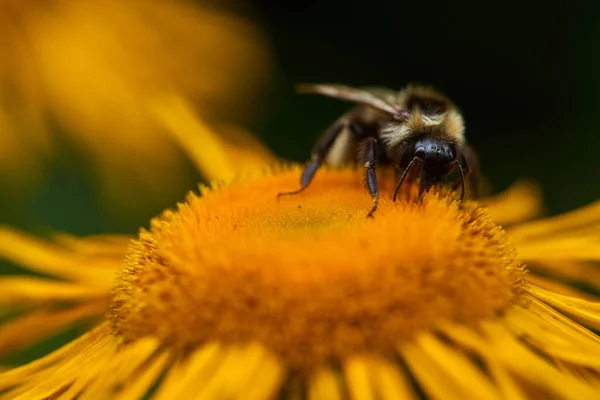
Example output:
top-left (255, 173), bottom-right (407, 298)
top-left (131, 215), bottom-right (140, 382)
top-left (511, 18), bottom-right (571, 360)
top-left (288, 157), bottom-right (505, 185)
top-left (483, 180), bottom-right (544, 226)
top-left (151, 95), bottom-right (278, 182)
top-left (0, 302), bottom-right (105, 359)
top-left (0, 226), bottom-right (123, 284)
top-left (0, 0), bottom-right (273, 213)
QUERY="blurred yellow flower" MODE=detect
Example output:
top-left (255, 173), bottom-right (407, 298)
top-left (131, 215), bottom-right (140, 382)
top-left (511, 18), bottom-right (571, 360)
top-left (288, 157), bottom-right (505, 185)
top-left (1, 104), bottom-right (600, 398)
top-left (0, 0), bottom-right (273, 214)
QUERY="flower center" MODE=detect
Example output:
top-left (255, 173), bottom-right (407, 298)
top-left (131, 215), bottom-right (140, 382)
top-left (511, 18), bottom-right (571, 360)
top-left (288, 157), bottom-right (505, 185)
top-left (109, 167), bottom-right (526, 368)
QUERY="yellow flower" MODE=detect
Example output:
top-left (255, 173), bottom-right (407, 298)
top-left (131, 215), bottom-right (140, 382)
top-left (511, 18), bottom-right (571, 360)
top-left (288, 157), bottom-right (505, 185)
top-left (2, 103), bottom-right (600, 399)
top-left (0, 0), bottom-right (272, 214)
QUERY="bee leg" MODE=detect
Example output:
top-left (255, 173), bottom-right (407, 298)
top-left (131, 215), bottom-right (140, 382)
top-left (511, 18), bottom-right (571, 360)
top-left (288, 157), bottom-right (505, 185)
top-left (276, 158), bottom-right (321, 198)
top-left (277, 123), bottom-right (345, 199)
top-left (359, 137), bottom-right (381, 218)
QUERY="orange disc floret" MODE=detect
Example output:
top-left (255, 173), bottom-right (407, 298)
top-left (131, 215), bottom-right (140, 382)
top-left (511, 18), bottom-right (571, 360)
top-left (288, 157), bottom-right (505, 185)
top-left (109, 166), bottom-right (526, 368)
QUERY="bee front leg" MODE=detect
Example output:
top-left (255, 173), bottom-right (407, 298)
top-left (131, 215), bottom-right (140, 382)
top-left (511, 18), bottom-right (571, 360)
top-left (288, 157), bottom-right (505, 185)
top-left (359, 137), bottom-right (381, 218)
top-left (277, 122), bottom-right (345, 199)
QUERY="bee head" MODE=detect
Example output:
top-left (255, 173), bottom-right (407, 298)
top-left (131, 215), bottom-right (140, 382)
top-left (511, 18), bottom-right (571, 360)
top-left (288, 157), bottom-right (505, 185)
top-left (413, 136), bottom-right (456, 166)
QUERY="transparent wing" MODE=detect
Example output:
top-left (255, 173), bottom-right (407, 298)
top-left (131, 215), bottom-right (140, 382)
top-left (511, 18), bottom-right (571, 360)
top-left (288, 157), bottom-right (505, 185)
top-left (297, 83), bottom-right (401, 116)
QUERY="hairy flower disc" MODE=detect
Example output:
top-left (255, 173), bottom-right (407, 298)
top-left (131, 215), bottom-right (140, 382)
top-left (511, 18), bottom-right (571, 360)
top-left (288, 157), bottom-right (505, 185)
top-left (110, 167), bottom-right (526, 368)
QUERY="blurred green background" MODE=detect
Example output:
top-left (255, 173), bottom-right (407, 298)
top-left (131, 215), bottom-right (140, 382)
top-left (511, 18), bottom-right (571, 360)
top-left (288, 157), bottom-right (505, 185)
top-left (1, 0), bottom-right (598, 234)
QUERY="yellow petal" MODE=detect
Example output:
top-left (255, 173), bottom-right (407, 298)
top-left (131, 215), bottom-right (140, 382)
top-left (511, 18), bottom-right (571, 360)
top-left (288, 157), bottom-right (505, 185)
top-left (402, 334), bottom-right (501, 400)
top-left (0, 277), bottom-right (108, 303)
top-left (191, 344), bottom-right (277, 399)
top-left (525, 260), bottom-right (600, 291)
top-left (51, 232), bottom-right (132, 257)
top-left (153, 342), bottom-right (221, 399)
top-left (507, 199), bottom-right (600, 241)
top-left (526, 274), bottom-right (600, 300)
top-left (150, 95), bottom-right (278, 182)
top-left (401, 342), bottom-right (478, 400)
top-left (112, 352), bottom-right (171, 400)
top-left (516, 237), bottom-right (600, 261)
top-left (0, 227), bottom-right (121, 284)
top-left (0, 0), bottom-right (273, 213)
top-left (0, 323), bottom-right (110, 391)
top-left (481, 321), bottom-right (597, 399)
top-left (527, 285), bottom-right (600, 330)
top-left (504, 300), bottom-right (600, 368)
top-left (308, 367), bottom-right (345, 400)
top-left (344, 356), bottom-right (376, 400)
top-left (0, 302), bottom-right (105, 358)
top-left (483, 180), bottom-right (543, 226)
top-left (241, 351), bottom-right (285, 400)
top-left (486, 361), bottom-right (528, 400)
top-left (75, 338), bottom-right (161, 399)
top-left (367, 356), bottom-right (417, 400)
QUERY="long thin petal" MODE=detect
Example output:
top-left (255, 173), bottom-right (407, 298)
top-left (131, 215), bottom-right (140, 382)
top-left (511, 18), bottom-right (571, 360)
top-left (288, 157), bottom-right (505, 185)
top-left (308, 367), bottom-right (345, 400)
top-left (344, 356), bottom-right (376, 400)
top-left (238, 349), bottom-right (285, 400)
top-left (0, 323), bottom-right (110, 391)
top-left (401, 333), bottom-right (502, 400)
top-left (486, 361), bottom-right (528, 400)
top-left (51, 233), bottom-right (132, 257)
top-left (0, 277), bottom-right (109, 304)
top-left (504, 300), bottom-right (600, 367)
top-left (481, 321), bottom-right (597, 399)
top-left (401, 342), bottom-right (478, 400)
top-left (441, 320), bottom-right (600, 399)
top-left (483, 180), bottom-right (543, 226)
top-left (192, 344), bottom-right (279, 399)
top-left (506, 199), bottom-right (600, 241)
top-left (113, 352), bottom-right (171, 400)
top-left (527, 285), bottom-right (600, 330)
top-left (0, 327), bottom-right (163, 400)
top-left (516, 237), bottom-right (600, 261)
top-left (75, 338), bottom-right (161, 399)
top-left (526, 274), bottom-right (600, 300)
top-left (153, 342), bottom-right (222, 400)
top-left (0, 302), bottom-right (106, 358)
top-left (344, 355), bottom-right (417, 400)
top-left (0, 227), bottom-right (121, 284)
top-left (150, 95), bottom-right (277, 182)
top-left (527, 260), bottom-right (600, 292)
top-left (367, 356), bottom-right (417, 400)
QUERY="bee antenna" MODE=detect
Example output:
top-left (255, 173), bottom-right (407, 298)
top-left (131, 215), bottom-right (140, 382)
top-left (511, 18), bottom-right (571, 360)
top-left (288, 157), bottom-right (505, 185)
top-left (393, 157), bottom-right (421, 202)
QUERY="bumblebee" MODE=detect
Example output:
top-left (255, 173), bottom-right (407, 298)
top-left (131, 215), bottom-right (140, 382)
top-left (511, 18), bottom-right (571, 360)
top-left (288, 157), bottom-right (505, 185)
top-left (279, 84), bottom-right (479, 217)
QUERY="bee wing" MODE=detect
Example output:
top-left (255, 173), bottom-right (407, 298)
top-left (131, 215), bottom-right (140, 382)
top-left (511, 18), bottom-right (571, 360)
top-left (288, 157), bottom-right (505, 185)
top-left (297, 84), bottom-right (401, 116)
